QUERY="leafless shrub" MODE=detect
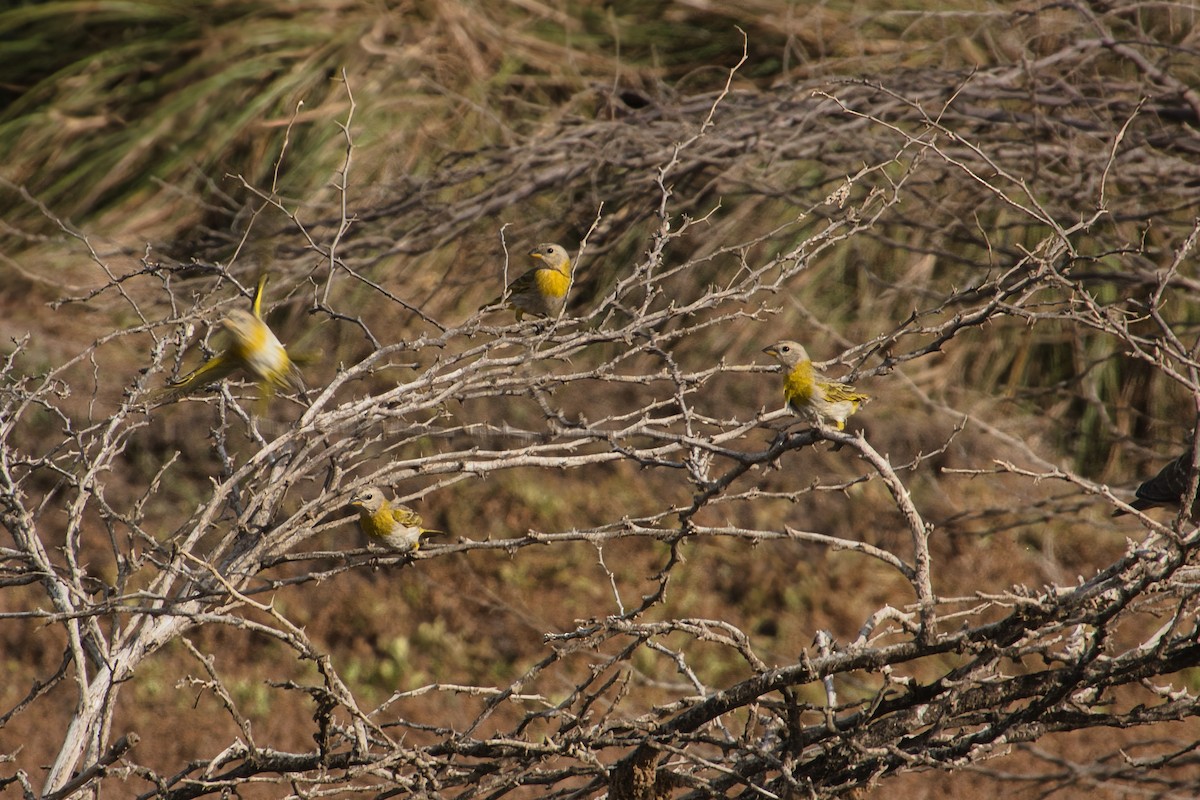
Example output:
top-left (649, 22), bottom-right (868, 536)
top-left (4, 5), bottom-right (1200, 799)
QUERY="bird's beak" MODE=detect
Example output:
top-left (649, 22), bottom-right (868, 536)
top-left (529, 250), bottom-right (543, 261)
top-left (761, 346), bottom-right (778, 357)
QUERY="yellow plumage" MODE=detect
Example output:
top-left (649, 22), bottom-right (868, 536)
top-left (762, 340), bottom-right (868, 430)
top-left (481, 243), bottom-right (572, 321)
top-left (155, 275), bottom-right (305, 403)
top-left (348, 486), bottom-right (440, 554)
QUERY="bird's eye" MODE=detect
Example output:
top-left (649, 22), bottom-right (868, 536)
top-left (780, 345), bottom-right (791, 353)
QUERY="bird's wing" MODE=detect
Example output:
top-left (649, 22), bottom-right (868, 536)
top-left (156, 353), bottom-right (241, 400)
top-left (252, 274), bottom-right (269, 319)
top-left (389, 505), bottom-right (422, 527)
top-left (392, 505), bottom-right (441, 534)
top-left (506, 267), bottom-right (541, 294)
top-left (820, 381), bottom-right (869, 404)
top-left (1137, 454), bottom-right (1195, 505)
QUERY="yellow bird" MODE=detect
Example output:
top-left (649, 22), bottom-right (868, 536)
top-left (156, 275), bottom-right (305, 403)
top-left (762, 340), bottom-right (869, 431)
top-left (348, 486), bottom-right (441, 554)
top-left (481, 243), bottom-right (573, 321)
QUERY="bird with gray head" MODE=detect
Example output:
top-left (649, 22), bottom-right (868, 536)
top-left (349, 486), bottom-right (441, 553)
top-left (480, 243), bottom-right (573, 321)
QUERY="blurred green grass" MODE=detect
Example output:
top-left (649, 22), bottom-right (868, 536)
top-left (0, 0), bottom-right (1044, 237)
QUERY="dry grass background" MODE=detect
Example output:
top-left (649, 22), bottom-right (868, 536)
top-left (3, 1), bottom-right (1200, 797)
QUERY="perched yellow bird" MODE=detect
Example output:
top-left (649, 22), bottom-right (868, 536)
top-left (348, 486), bottom-right (441, 554)
top-left (156, 275), bottom-right (305, 403)
top-left (481, 243), bottom-right (572, 321)
top-left (1113, 450), bottom-right (1199, 517)
top-left (762, 340), bottom-right (869, 431)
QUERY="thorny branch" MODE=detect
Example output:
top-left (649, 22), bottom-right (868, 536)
top-left (4, 4), bottom-right (1200, 798)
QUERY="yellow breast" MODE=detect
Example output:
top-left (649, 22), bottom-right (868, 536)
top-left (359, 506), bottom-right (397, 538)
top-left (534, 266), bottom-right (571, 300)
top-left (783, 360), bottom-right (815, 406)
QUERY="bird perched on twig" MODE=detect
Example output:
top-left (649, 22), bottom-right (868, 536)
top-left (154, 275), bottom-right (306, 404)
top-left (761, 340), bottom-right (869, 431)
top-left (1113, 450), bottom-right (1199, 517)
top-left (480, 243), bottom-right (572, 322)
top-left (348, 486), bottom-right (441, 554)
